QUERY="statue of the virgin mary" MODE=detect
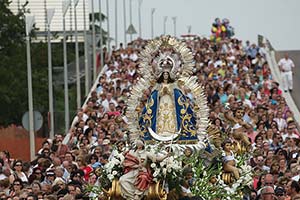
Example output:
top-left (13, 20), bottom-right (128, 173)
top-left (126, 36), bottom-right (209, 143)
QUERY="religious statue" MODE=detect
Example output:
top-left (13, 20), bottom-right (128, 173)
top-left (139, 55), bottom-right (197, 141)
top-left (119, 139), bottom-right (168, 200)
top-left (222, 138), bottom-right (240, 180)
top-left (126, 36), bottom-right (209, 143)
top-left (224, 106), bottom-right (252, 149)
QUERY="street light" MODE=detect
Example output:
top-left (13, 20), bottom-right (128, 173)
top-left (46, 8), bottom-right (55, 139)
top-left (115, 0), bottom-right (118, 46)
top-left (129, 0), bottom-right (133, 41)
top-left (151, 8), bottom-right (155, 39)
top-left (123, 0), bottom-right (127, 46)
top-left (106, 0), bottom-right (110, 53)
top-left (25, 15), bottom-right (35, 161)
top-left (62, 0), bottom-right (71, 134)
top-left (74, 0), bottom-right (81, 110)
top-left (138, 0), bottom-right (143, 38)
top-left (99, 0), bottom-right (104, 68)
top-left (91, 0), bottom-right (97, 82)
top-left (83, 0), bottom-right (89, 95)
top-left (172, 16), bottom-right (177, 37)
top-left (163, 16), bottom-right (168, 35)
top-left (187, 25), bottom-right (192, 34)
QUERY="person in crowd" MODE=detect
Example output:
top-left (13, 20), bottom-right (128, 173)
top-left (277, 53), bottom-right (295, 92)
top-left (286, 180), bottom-right (300, 200)
top-left (1, 35), bottom-right (299, 200)
top-left (9, 160), bottom-right (28, 184)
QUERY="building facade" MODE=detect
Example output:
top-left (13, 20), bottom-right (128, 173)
top-left (9, 0), bottom-right (89, 33)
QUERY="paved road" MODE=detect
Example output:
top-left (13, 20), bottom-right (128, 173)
top-left (275, 51), bottom-right (300, 110)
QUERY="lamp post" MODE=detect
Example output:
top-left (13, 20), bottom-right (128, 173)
top-left (106, 0), bottom-right (110, 53)
top-left (123, 0), bottom-right (127, 46)
top-left (172, 16), bottom-right (177, 37)
top-left (129, 0), bottom-right (133, 41)
top-left (46, 8), bottom-right (55, 139)
top-left (99, 0), bottom-right (104, 68)
top-left (62, 0), bottom-right (71, 134)
top-left (25, 15), bottom-right (35, 161)
top-left (163, 16), bottom-right (168, 35)
top-left (151, 8), bottom-right (155, 39)
top-left (138, 0), bottom-right (142, 38)
top-left (115, 0), bottom-right (118, 46)
top-left (83, 0), bottom-right (89, 95)
top-left (74, 0), bottom-right (81, 109)
top-left (91, 0), bottom-right (97, 82)
top-left (187, 25), bottom-right (192, 34)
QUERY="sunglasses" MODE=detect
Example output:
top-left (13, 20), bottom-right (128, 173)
top-left (15, 164), bottom-right (22, 167)
top-left (14, 183), bottom-right (21, 186)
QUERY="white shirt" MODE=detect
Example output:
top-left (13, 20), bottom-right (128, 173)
top-left (278, 58), bottom-right (295, 72)
top-left (273, 117), bottom-right (287, 131)
top-left (101, 98), bottom-right (118, 111)
top-left (129, 53), bottom-right (138, 62)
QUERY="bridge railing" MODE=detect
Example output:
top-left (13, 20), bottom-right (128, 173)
top-left (263, 36), bottom-right (300, 127)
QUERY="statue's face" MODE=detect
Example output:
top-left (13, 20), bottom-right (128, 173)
top-left (163, 72), bottom-right (169, 80)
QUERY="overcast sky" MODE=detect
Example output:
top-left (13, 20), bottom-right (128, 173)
top-left (91, 0), bottom-right (300, 50)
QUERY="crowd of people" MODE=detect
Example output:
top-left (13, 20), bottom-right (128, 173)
top-left (0, 35), bottom-right (299, 200)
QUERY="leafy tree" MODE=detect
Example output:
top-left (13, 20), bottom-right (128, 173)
top-left (0, 0), bottom-right (30, 126)
top-left (0, 1), bottom-right (108, 134)
top-left (0, 1), bottom-right (68, 130)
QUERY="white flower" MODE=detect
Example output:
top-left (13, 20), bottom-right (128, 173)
top-left (107, 174), bottom-right (114, 181)
top-left (150, 163), bottom-right (156, 169)
top-left (162, 168), bottom-right (167, 175)
top-left (167, 167), bottom-right (172, 173)
top-left (160, 160), bottom-right (166, 167)
top-left (153, 169), bottom-right (160, 177)
top-left (112, 171), bottom-right (118, 176)
top-left (117, 153), bottom-right (125, 162)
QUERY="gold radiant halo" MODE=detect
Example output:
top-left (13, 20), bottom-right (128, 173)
top-left (138, 35), bottom-right (195, 81)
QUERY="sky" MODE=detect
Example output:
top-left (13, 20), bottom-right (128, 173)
top-left (93, 0), bottom-right (300, 51)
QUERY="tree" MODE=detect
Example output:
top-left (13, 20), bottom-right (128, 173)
top-left (0, 1), bottom-right (68, 130)
top-left (0, 1), bottom-right (108, 133)
top-left (0, 0), bottom-right (30, 126)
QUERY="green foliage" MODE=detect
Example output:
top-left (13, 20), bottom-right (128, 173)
top-left (0, 1), bottom-right (75, 130)
top-left (84, 184), bottom-right (103, 200)
top-left (0, 0), bottom-right (31, 125)
top-left (190, 151), bottom-right (252, 200)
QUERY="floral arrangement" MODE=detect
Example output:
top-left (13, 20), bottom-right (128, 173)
top-left (93, 144), bottom-right (253, 199)
top-left (190, 153), bottom-right (253, 200)
top-left (103, 150), bottom-right (125, 182)
top-left (150, 152), bottom-right (182, 183)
